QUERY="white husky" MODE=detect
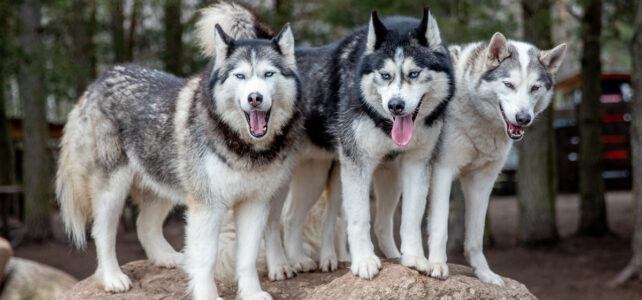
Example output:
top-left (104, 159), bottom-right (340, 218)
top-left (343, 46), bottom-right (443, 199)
top-left (421, 33), bottom-right (567, 285)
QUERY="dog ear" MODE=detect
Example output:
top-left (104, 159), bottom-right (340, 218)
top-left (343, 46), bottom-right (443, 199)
top-left (539, 43), bottom-right (567, 75)
top-left (416, 8), bottom-right (442, 50)
top-left (366, 10), bottom-right (387, 53)
top-left (214, 24), bottom-right (234, 67)
top-left (273, 23), bottom-right (296, 69)
top-left (487, 32), bottom-right (510, 67)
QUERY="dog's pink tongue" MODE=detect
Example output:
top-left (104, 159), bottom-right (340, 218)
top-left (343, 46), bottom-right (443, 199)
top-left (391, 115), bottom-right (414, 146)
top-left (250, 111), bottom-right (267, 135)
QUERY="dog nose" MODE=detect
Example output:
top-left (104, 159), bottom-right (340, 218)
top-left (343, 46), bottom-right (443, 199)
top-left (248, 92), bottom-right (263, 107)
top-left (388, 98), bottom-right (405, 115)
top-left (515, 112), bottom-right (531, 125)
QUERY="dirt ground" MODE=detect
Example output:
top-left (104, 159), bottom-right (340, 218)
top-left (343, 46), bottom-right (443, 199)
top-left (13, 191), bottom-right (642, 300)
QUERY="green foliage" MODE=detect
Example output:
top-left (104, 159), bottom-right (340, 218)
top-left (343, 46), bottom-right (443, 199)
top-left (246, 0), bottom-right (519, 46)
top-left (602, 0), bottom-right (635, 69)
top-left (0, 0), bottom-right (634, 123)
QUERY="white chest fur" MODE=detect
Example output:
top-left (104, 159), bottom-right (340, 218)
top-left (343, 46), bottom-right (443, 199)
top-left (203, 151), bottom-right (292, 207)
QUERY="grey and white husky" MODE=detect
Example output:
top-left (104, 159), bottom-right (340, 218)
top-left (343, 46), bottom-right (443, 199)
top-left (55, 17), bottom-right (302, 300)
top-left (422, 33), bottom-right (567, 285)
top-left (200, 3), bottom-right (455, 280)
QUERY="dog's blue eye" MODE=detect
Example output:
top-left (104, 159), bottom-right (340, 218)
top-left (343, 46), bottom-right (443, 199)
top-left (265, 72), bottom-right (274, 77)
top-left (503, 82), bottom-right (514, 89)
top-left (380, 73), bottom-right (391, 80)
top-left (235, 74), bottom-right (245, 79)
top-left (408, 71), bottom-right (420, 78)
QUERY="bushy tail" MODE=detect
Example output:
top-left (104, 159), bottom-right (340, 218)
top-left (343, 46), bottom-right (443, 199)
top-left (55, 94), bottom-right (94, 248)
top-left (196, 1), bottom-right (275, 57)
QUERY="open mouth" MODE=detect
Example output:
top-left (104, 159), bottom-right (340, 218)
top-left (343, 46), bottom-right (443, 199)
top-left (390, 99), bottom-right (422, 147)
top-left (243, 109), bottom-right (271, 138)
top-left (499, 105), bottom-right (524, 140)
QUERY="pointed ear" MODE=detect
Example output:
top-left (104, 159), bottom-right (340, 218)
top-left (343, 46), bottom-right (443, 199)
top-left (486, 32), bottom-right (510, 67)
top-left (416, 8), bottom-right (442, 50)
top-left (539, 43), bottom-right (567, 75)
top-left (273, 23), bottom-right (296, 68)
top-left (366, 10), bottom-right (387, 54)
top-left (214, 24), bottom-right (234, 66)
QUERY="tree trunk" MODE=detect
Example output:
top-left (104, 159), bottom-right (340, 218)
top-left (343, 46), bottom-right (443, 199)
top-left (163, 0), bottom-right (183, 76)
top-left (516, 0), bottom-right (558, 245)
top-left (608, 1), bottom-right (642, 287)
top-left (70, 0), bottom-right (95, 97)
top-left (88, 0), bottom-right (97, 78)
top-left (18, 0), bottom-right (52, 240)
top-left (124, 0), bottom-right (138, 62)
top-left (110, 0), bottom-right (126, 63)
top-left (578, 0), bottom-right (607, 236)
top-left (0, 1), bottom-right (16, 186)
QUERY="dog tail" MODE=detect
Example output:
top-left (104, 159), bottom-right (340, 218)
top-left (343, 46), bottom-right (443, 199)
top-left (55, 93), bottom-right (94, 248)
top-left (196, 1), bottom-right (275, 57)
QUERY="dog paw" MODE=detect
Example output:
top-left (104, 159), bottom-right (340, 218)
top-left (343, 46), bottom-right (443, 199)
top-left (350, 254), bottom-right (381, 279)
top-left (475, 269), bottom-right (505, 286)
top-left (319, 253), bottom-right (338, 272)
top-left (96, 269), bottom-right (132, 293)
top-left (190, 284), bottom-right (220, 300)
top-left (150, 251), bottom-right (183, 268)
top-left (268, 263), bottom-right (296, 281)
top-left (289, 255), bottom-right (317, 273)
top-left (401, 254), bottom-right (429, 273)
top-left (427, 262), bottom-right (449, 279)
top-left (241, 291), bottom-right (273, 300)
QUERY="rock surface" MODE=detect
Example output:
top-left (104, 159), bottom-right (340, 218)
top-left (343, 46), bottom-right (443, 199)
top-left (1, 257), bottom-right (77, 300)
top-left (57, 259), bottom-right (535, 299)
top-left (0, 237), bottom-right (12, 280)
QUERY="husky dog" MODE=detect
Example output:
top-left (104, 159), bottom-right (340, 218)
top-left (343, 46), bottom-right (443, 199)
top-left (201, 3), bottom-right (454, 280)
top-left (422, 33), bottom-right (567, 285)
top-left (56, 18), bottom-right (302, 300)
top-left (291, 10), bottom-right (454, 280)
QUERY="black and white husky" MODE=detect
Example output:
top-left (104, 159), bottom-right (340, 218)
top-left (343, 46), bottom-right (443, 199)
top-left (55, 16), bottom-right (302, 299)
top-left (201, 3), bottom-right (455, 280)
top-left (423, 33), bottom-right (567, 285)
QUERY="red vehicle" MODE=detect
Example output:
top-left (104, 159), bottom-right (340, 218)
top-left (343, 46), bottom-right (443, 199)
top-left (553, 72), bottom-right (632, 192)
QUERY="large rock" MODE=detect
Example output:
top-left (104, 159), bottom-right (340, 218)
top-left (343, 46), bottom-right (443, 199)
top-left (0, 237), bottom-right (12, 280)
top-left (56, 259), bottom-right (536, 300)
top-left (1, 257), bottom-right (77, 300)
top-left (307, 261), bottom-right (535, 300)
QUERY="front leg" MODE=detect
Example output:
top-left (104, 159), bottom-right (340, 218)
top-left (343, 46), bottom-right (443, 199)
top-left (184, 198), bottom-right (225, 300)
top-left (319, 163), bottom-right (342, 272)
top-left (373, 160), bottom-right (402, 258)
top-left (235, 198), bottom-right (273, 299)
top-left (427, 163), bottom-right (457, 279)
top-left (264, 183), bottom-right (295, 281)
top-left (341, 159), bottom-right (380, 279)
top-left (460, 167), bottom-right (505, 286)
top-left (399, 156), bottom-right (430, 273)
top-left (283, 159), bottom-right (332, 273)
